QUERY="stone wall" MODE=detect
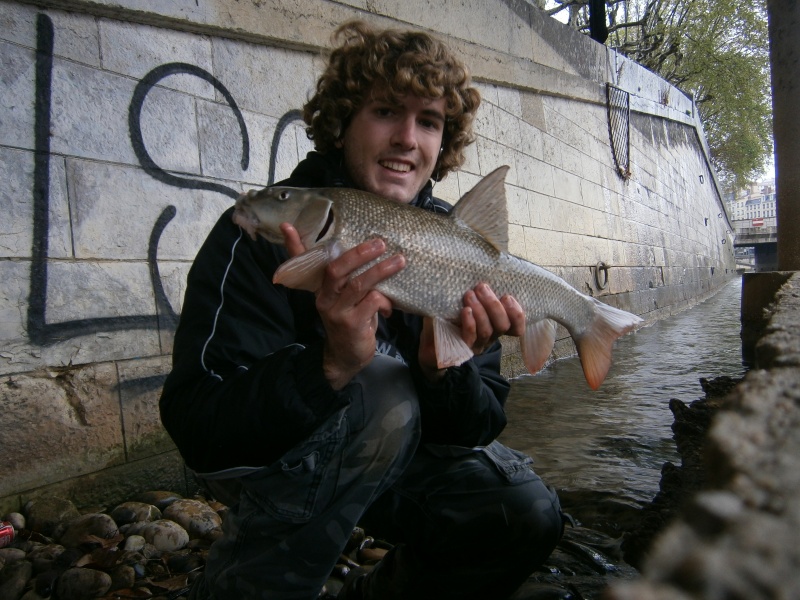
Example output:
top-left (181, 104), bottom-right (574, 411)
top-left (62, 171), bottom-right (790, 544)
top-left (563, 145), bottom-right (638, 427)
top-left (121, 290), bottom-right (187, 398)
top-left (0, 0), bottom-right (736, 511)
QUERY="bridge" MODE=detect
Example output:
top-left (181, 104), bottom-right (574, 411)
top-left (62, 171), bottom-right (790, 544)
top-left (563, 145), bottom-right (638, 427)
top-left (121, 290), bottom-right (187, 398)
top-left (733, 217), bottom-right (778, 271)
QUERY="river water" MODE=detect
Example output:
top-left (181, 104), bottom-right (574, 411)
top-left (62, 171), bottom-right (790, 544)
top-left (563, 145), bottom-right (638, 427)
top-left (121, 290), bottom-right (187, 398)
top-left (499, 277), bottom-right (748, 522)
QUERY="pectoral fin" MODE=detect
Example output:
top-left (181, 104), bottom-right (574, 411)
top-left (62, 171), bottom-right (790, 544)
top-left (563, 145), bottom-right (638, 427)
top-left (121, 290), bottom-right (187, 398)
top-left (521, 318), bottom-right (556, 375)
top-left (273, 246), bottom-right (330, 292)
top-left (433, 317), bottom-right (474, 369)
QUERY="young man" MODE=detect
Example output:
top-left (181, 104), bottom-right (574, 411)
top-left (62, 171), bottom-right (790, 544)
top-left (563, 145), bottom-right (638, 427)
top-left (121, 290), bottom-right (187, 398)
top-left (160, 20), bottom-right (564, 600)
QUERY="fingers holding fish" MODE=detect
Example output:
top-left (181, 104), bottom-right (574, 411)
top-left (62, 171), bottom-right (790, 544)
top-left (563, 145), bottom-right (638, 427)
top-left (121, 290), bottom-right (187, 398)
top-left (462, 283), bottom-right (523, 354)
top-left (316, 240), bottom-right (406, 389)
top-left (279, 223), bottom-right (306, 257)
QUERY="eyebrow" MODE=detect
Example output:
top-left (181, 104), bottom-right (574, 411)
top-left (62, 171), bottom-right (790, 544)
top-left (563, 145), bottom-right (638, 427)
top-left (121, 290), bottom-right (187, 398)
top-left (420, 107), bottom-right (446, 124)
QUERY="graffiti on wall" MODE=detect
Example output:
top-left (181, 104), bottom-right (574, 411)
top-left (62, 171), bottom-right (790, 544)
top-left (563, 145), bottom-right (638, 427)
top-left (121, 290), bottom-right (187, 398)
top-left (27, 13), bottom-right (304, 347)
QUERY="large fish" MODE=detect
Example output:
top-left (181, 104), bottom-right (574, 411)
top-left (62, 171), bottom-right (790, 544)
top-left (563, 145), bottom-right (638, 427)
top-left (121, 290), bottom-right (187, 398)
top-left (233, 166), bottom-right (642, 389)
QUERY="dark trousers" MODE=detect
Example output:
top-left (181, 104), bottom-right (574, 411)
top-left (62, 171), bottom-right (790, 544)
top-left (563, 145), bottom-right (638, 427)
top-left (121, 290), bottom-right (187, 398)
top-left (194, 355), bottom-right (563, 599)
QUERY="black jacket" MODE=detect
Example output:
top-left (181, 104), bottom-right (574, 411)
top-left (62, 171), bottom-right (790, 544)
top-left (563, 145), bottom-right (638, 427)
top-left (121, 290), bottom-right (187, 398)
top-left (159, 151), bottom-right (510, 473)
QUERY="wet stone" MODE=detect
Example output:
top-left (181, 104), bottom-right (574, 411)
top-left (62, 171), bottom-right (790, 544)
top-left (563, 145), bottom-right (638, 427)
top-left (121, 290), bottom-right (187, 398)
top-left (56, 566), bottom-right (112, 600)
top-left (26, 543), bottom-right (65, 562)
top-left (58, 513), bottom-right (119, 548)
top-left (0, 559), bottom-right (34, 600)
top-left (142, 519), bottom-right (190, 552)
top-left (2, 513), bottom-right (25, 532)
top-left (137, 491), bottom-right (183, 512)
top-left (34, 569), bottom-right (59, 597)
top-left (24, 497), bottom-right (81, 539)
top-left (0, 547), bottom-right (27, 563)
top-left (163, 499), bottom-right (222, 540)
top-left (109, 563), bottom-right (136, 591)
top-left (123, 534), bottom-right (146, 552)
top-left (110, 501), bottom-right (162, 525)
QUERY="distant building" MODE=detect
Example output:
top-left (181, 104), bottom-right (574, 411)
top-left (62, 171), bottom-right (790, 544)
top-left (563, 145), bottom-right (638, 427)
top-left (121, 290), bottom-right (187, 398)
top-left (726, 179), bottom-right (777, 222)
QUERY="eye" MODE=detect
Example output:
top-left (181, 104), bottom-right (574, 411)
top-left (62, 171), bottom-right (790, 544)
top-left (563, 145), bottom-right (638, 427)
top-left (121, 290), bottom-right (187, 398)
top-left (278, 190), bottom-right (290, 201)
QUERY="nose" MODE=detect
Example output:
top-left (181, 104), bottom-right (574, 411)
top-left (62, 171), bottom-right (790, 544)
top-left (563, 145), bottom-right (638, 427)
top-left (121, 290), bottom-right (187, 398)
top-left (390, 116), bottom-right (418, 150)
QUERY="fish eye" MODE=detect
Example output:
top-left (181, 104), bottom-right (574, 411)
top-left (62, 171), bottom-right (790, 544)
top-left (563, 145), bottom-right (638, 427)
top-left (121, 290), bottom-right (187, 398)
top-left (278, 190), bottom-right (290, 202)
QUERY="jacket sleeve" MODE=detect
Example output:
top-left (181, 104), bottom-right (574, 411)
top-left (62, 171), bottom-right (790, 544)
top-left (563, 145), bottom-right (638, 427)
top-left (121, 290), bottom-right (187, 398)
top-left (410, 340), bottom-right (510, 448)
top-left (159, 209), bottom-right (352, 473)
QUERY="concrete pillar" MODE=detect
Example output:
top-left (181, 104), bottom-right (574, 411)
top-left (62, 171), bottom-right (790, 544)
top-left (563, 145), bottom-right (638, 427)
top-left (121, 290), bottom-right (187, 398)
top-left (768, 0), bottom-right (800, 270)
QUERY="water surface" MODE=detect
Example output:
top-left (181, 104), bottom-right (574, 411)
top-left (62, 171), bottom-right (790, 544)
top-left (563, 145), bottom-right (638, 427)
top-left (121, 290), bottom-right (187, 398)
top-left (499, 277), bottom-right (747, 512)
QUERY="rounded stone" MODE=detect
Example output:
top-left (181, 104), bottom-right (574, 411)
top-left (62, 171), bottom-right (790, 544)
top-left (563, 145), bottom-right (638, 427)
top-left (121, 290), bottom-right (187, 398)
top-left (26, 543), bottom-right (65, 562)
top-left (58, 513), bottom-right (119, 548)
top-left (0, 560), bottom-right (34, 599)
top-left (137, 491), bottom-right (183, 512)
top-left (110, 501), bottom-right (162, 526)
top-left (3, 512), bottom-right (26, 531)
top-left (0, 547), bottom-right (27, 563)
top-left (109, 564), bottom-right (136, 591)
top-left (24, 497), bottom-right (81, 539)
top-left (123, 534), bottom-right (146, 552)
top-left (163, 499), bottom-right (222, 540)
top-left (141, 520), bottom-right (190, 552)
top-left (56, 567), bottom-right (112, 600)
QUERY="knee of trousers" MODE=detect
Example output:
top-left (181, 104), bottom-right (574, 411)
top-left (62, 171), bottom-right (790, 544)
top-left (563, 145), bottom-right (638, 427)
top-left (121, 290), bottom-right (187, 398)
top-left (490, 479), bottom-right (564, 560)
top-left (349, 354), bottom-right (422, 459)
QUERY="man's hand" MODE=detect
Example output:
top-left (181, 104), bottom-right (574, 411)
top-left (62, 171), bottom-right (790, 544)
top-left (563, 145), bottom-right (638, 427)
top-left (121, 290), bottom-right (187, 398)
top-left (418, 283), bottom-right (525, 382)
top-left (281, 223), bottom-right (405, 390)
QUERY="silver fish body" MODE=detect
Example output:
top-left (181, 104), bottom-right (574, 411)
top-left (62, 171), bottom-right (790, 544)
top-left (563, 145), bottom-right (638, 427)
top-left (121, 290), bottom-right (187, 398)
top-left (233, 166), bottom-right (642, 389)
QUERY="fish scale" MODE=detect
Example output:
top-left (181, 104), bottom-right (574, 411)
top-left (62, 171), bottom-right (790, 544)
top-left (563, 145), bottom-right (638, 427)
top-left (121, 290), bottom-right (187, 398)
top-left (232, 166), bottom-right (643, 389)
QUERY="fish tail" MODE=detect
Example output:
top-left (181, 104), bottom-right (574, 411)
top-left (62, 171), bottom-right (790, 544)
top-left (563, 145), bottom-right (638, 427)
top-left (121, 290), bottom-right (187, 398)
top-left (574, 299), bottom-right (643, 389)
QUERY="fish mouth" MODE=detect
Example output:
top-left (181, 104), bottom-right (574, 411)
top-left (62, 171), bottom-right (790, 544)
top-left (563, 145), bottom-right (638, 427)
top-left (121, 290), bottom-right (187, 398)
top-left (232, 204), bottom-right (260, 240)
top-left (379, 159), bottom-right (413, 173)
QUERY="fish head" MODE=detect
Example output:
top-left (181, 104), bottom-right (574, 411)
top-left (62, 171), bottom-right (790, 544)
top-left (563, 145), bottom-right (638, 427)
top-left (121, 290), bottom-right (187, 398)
top-left (233, 187), bottom-right (335, 249)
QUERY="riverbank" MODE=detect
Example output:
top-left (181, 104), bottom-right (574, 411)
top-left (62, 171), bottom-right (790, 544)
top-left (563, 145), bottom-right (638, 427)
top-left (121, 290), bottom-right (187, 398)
top-left (0, 371), bottom-right (739, 600)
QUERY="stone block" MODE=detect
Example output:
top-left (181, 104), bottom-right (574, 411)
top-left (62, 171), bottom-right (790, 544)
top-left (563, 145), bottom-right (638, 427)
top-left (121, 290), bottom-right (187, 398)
top-left (508, 223), bottom-right (526, 257)
top-left (553, 168), bottom-right (583, 205)
top-left (117, 355), bottom-right (175, 461)
top-left (100, 19), bottom-right (213, 98)
top-left (495, 107), bottom-right (522, 151)
top-left (0, 1), bottom-right (38, 47)
top-left (506, 184), bottom-right (530, 227)
top-left (135, 83), bottom-right (201, 174)
top-left (0, 261), bottom-right (31, 363)
top-left (0, 41), bottom-right (35, 150)
top-left (0, 363), bottom-right (125, 497)
top-left (198, 100), bottom-right (299, 186)
top-left (45, 261), bottom-right (158, 323)
top-left (66, 159), bottom-right (231, 261)
top-left (496, 85), bottom-right (522, 117)
top-left (518, 119), bottom-right (544, 161)
top-left (515, 153), bottom-right (553, 196)
top-left (433, 173), bottom-right (460, 206)
top-left (10, 450), bottom-right (192, 513)
top-left (212, 38), bottom-right (317, 119)
top-left (473, 101), bottom-right (497, 140)
top-left (0, 147), bottom-right (71, 259)
top-left (49, 60), bottom-right (138, 165)
top-left (477, 137), bottom-right (518, 185)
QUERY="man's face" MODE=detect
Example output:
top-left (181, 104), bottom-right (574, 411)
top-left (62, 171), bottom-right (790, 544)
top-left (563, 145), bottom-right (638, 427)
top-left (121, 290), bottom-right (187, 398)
top-left (341, 91), bottom-right (446, 204)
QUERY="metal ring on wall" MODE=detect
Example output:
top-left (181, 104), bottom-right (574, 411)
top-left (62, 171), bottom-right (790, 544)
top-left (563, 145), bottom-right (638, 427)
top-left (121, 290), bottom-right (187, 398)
top-left (595, 261), bottom-right (609, 290)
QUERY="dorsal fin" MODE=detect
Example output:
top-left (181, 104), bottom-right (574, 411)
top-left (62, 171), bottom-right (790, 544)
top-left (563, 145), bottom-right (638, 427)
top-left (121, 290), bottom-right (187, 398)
top-left (452, 166), bottom-right (510, 252)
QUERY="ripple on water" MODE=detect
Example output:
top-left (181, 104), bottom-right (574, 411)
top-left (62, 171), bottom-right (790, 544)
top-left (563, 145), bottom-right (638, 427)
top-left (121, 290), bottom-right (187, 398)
top-left (499, 277), bottom-right (748, 511)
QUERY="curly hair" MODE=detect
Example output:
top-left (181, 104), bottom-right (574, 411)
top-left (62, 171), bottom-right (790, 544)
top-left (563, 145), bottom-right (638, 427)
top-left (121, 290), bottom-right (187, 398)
top-left (303, 20), bottom-right (480, 180)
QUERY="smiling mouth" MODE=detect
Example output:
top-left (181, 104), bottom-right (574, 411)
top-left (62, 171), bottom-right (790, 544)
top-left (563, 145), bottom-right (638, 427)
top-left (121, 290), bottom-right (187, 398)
top-left (380, 160), bottom-right (412, 173)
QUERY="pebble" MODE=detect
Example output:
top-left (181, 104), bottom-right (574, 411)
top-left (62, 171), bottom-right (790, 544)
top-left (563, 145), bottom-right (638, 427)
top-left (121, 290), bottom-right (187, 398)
top-left (0, 492), bottom-right (215, 599)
